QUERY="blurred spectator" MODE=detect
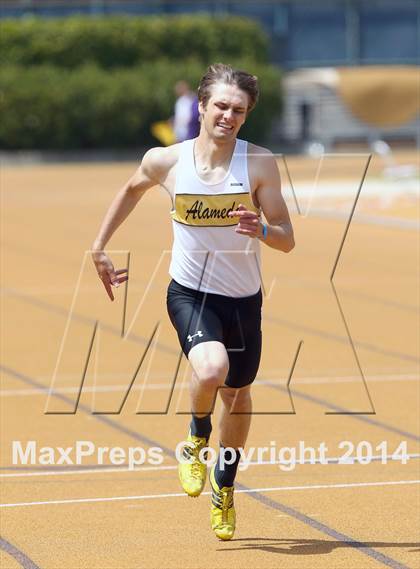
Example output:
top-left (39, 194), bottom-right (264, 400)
top-left (187, 96), bottom-right (200, 140)
top-left (173, 80), bottom-right (200, 142)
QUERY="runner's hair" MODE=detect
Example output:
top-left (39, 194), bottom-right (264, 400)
top-left (197, 63), bottom-right (259, 113)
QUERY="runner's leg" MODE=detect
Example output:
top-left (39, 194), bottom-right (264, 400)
top-left (188, 340), bottom-right (229, 416)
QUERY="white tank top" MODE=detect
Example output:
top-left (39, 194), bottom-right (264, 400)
top-left (169, 138), bottom-right (262, 297)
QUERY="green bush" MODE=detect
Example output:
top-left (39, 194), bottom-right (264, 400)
top-left (0, 61), bottom-right (281, 149)
top-left (0, 16), bottom-right (282, 149)
top-left (0, 61), bottom-right (282, 149)
top-left (0, 15), bottom-right (268, 68)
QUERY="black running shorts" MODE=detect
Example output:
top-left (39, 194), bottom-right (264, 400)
top-left (166, 279), bottom-right (262, 388)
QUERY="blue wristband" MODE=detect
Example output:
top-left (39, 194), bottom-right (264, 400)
top-left (261, 223), bottom-right (268, 240)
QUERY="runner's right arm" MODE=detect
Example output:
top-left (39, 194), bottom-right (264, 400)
top-left (91, 147), bottom-right (168, 300)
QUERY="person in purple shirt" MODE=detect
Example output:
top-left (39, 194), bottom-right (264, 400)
top-left (187, 95), bottom-right (200, 139)
top-left (173, 80), bottom-right (200, 142)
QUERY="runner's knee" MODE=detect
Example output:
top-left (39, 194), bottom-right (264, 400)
top-left (194, 361), bottom-right (228, 391)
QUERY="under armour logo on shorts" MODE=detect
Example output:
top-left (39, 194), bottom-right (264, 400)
top-left (187, 331), bottom-right (203, 342)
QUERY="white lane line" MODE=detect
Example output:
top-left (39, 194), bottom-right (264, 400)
top-left (1, 480), bottom-right (419, 509)
top-left (276, 373), bottom-right (419, 385)
top-left (1, 373), bottom-right (418, 396)
top-left (0, 464), bottom-right (178, 478)
top-left (309, 209), bottom-right (420, 231)
top-left (1, 454), bottom-right (419, 479)
top-left (0, 383), bottom-right (185, 397)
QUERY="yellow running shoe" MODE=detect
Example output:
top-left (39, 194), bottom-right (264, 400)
top-left (178, 432), bottom-right (208, 497)
top-left (210, 465), bottom-right (236, 540)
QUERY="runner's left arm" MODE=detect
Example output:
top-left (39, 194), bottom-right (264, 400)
top-left (230, 152), bottom-right (295, 252)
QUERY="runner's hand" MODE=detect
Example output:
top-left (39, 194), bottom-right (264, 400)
top-left (228, 203), bottom-right (263, 239)
top-left (91, 250), bottom-right (128, 301)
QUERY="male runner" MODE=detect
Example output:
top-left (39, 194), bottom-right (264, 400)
top-left (92, 63), bottom-right (294, 540)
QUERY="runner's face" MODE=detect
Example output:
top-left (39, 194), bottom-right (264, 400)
top-left (199, 83), bottom-right (249, 140)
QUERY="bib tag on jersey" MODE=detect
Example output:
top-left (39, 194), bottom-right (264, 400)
top-left (171, 193), bottom-right (259, 227)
